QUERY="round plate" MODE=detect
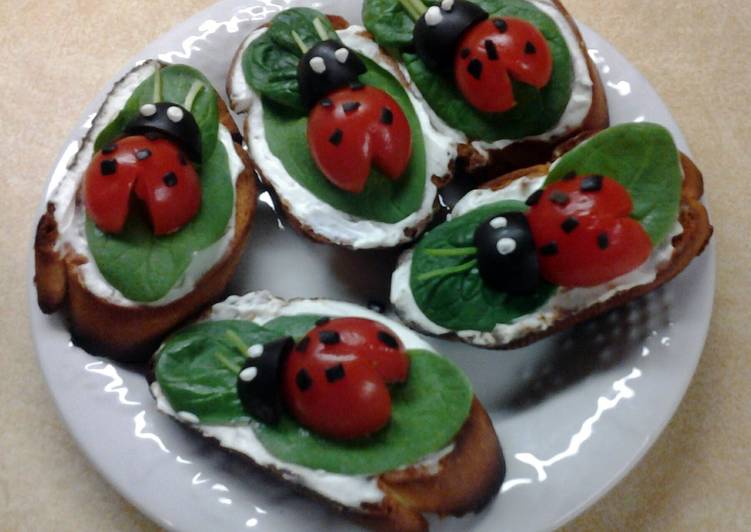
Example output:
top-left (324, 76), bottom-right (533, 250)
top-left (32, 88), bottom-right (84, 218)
top-left (29, 1), bottom-right (715, 530)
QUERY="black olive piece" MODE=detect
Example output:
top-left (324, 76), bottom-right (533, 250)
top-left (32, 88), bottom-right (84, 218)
top-left (236, 336), bottom-right (295, 425)
top-left (100, 159), bottom-right (118, 176)
top-left (319, 330), bottom-right (341, 345)
top-left (581, 175), bottom-right (604, 192)
top-left (298, 40), bottom-right (367, 110)
top-left (102, 144), bottom-right (117, 154)
top-left (413, 0), bottom-right (488, 72)
top-left (163, 172), bottom-right (178, 187)
top-left (315, 317), bottom-right (331, 327)
top-left (325, 363), bottom-right (346, 383)
top-left (377, 331), bottom-right (399, 349)
top-left (124, 102), bottom-right (202, 163)
top-left (525, 189), bottom-right (543, 206)
top-left (474, 212), bottom-right (540, 294)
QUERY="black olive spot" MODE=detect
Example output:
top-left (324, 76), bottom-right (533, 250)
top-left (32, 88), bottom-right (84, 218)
top-left (494, 19), bottom-right (508, 33)
top-left (100, 159), bottom-right (118, 176)
top-left (136, 149), bottom-right (151, 161)
top-left (163, 172), bottom-right (178, 187)
top-left (342, 101), bottom-right (361, 114)
top-left (178, 152), bottom-right (188, 166)
top-left (525, 189), bottom-right (543, 206)
top-left (319, 330), bottom-right (341, 345)
top-left (315, 317), bottom-right (331, 327)
top-left (549, 191), bottom-right (570, 206)
top-left (231, 131), bottom-right (244, 144)
top-left (467, 59), bottom-right (483, 80)
top-left (349, 81), bottom-right (365, 91)
top-left (329, 129), bottom-right (344, 146)
top-left (296, 336), bottom-right (310, 352)
top-left (581, 175), bottom-right (604, 192)
top-left (525, 41), bottom-right (536, 55)
top-left (540, 242), bottom-right (559, 256)
top-left (380, 107), bottom-right (394, 125)
top-left (320, 98), bottom-right (333, 108)
top-left (561, 217), bottom-right (579, 233)
top-left (598, 232), bottom-right (609, 250)
top-left (484, 39), bottom-right (499, 60)
top-left (102, 144), bottom-right (117, 154)
top-left (367, 300), bottom-right (387, 313)
top-left (296, 368), bottom-right (312, 391)
top-left (325, 363), bottom-right (345, 383)
top-left (562, 171), bottom-right (577, 181)
top-left (460, 48), bottom-right (471, 59)
top-left (377, 331), bottom-right (399, 349)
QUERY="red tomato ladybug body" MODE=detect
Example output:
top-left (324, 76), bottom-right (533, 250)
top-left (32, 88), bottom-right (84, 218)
top-left (281, 317), bottom-right (410, 440)
top-left (84, 136), bottom-right (201, 235)
top-left (307, 86), bottom-right (412, 194)
top-left (454, 17), bottom-right (553, 113)
top-left (526, 175), bottom-right (652, 287)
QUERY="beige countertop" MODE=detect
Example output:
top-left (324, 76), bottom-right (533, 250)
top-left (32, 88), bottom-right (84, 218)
top-left (1, 1), bottom-right (748, 530)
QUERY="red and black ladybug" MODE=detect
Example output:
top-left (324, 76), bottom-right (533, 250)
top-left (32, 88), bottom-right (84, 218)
top-left (413, 0), bottom-right (553, 113)
top-left (83, 99), bottom-right (204, 236)
top-left (234, 317), bottom-right (410, 441)
top-left (297, 39), bottom-right (413, 193)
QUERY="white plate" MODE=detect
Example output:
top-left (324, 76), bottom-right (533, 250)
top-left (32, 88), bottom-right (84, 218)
top-left (28, 1), bottom-right (715, 530)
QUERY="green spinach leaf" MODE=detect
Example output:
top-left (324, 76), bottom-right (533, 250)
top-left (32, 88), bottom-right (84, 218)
top-left (243, 8), bottom-right (338, 112)
top-left (253, 349), bottom-right (473, 475)
top-left (546, 123), bottom-right (682, 245)
top-left (364, 0), bottom-right (574, 141)
top-left (411, 201), bottom-right (556, 331)
top-left (263, 55), bottom-right (427, 223)
top-left (85, 137), bottom-right (234, 302)
top-left (95, 64), bottom-right (219, 161)
top-left (263, 314), bottom-right (323, 340)
top-left (155, 320), bottom-right (287, 424)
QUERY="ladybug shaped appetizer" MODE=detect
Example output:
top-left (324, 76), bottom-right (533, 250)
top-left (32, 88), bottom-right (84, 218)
top-left (391, 123), bottom-right (712, 348)
top-left (298, 38), bottom-right (413, 193)
top-left (363, 0), bottom-right (609, 176)
top-left (228, 8), bottom-right (454, 249)
top-left (413, 0), bottom-right (553, 113)
top-left (83, 73), bottom-right (205, 236)
top-left (152, 292), bottom-right (505, 529)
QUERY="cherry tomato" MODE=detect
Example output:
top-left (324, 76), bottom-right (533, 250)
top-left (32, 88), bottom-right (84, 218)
top-left (454, 17), bottom-right (553, 113)
top-left (83, 136), bottom-right (201, 235)
top-left (526, 175), bottom-right (652, 287)
top-left (307, 85), bottom-right (412, 193)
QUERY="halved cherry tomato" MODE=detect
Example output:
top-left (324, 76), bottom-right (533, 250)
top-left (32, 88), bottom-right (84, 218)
top-left (454, 17), bottom-right (553, 113)
top-left (83, 136), bottom-right (201, 235)
top-left (526, 175), bottom-right (652, 287)
top-left (307, 86), bottom-right (412, 194)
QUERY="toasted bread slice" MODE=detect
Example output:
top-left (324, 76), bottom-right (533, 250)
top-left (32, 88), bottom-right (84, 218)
top-left (390, 146), bottom-right (712, 349)
top-left (227, 16), bottom-right (452, 250)
top-left (151, 292), bottom-right (505, 531)
top-left (34, 61), bottom-right (257, 362)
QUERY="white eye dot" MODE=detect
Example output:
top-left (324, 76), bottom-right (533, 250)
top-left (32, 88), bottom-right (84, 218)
top-left (310, 56), bottom-right (326, 74)
top-left (496, 238), bottom-right (517, 255)
top-left (425, 6), bottom-right (443, 26)
top-left (247, 344), bottom-right (264, 358)
top-left (167, 106), bottom-right (184, 123)
top-left (334, 48), bottom-right (349, 64)
top-left (441, 0), bottom-right (455, 10)
top-left (239, 367), bottom-right (258, 382)
top-left (140, 104), bottom-right (157, 117)
top-left (489, 216), bottom-right (508, 229)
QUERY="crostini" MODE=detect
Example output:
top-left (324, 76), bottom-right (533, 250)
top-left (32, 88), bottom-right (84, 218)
top-left (391, 123), bottom-right (712, 348)
top-left (34, 60), bottom-right (256, 361)
top-left (362, 0), bottom-right (609, 179)
top-left (151, 291), bottom-right (505, 531)
top-left (227, 8), bottom-right (457, 249)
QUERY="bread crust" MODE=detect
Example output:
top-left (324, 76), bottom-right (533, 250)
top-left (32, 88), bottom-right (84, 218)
top-left (455, 0), bottom-right (610, 181)
top-left (33, 66), bottom-right (257, 362)
top-left (226, 15), bottom-right (445, 250)
top-left (395, 150), bottom-right (713, 349)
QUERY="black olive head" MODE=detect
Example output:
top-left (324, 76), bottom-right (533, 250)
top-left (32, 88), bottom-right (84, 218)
top-left (297, 40), bottom-right (367, 109)
top-left (413, 0), bottom-right (488, 71)
top-left (236, 336), bottom-right (295, 425)
top-left (124, 102), bottom-right (202, 162)
top-left (474, 211), bottom-right (540, 294)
